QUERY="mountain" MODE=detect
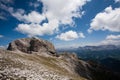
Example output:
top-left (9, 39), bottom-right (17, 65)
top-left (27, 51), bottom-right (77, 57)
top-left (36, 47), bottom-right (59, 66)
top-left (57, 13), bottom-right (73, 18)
top-left (0, 38), bottom-right (120, 80)
top-left (7, 37), bottom-right (56, 55)
top-left (57, 45), bottom-right (120, 75)
top-left (100, 57), bottom-right (120, 73)
top-left (78, 45), bottom-right (120, 51)
top-left (57, 45), bottom-right (120, 61)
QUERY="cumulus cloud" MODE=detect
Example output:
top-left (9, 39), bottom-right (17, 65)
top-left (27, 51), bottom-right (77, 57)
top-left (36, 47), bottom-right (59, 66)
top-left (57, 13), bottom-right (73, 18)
top-left (11, 10), bottom-right (45, 23)
top-left (56, 30), bottom-right (85, 41)
top-left (79, 32), bottom-right (85, 38)
top-left (88, 6), bottom-right (120, 33)
top-left (0, 2), bottom-right (44, 23)
top-left (5, 0), bottom-right (90, 36)
top-left (100, 34), bottom-right (120, 45)
top-left (106, 34), bottom-right (120, 40)
top-left (40, 0), bottom-right (88, 25)
top-left (16, 20), bottom-right (59, 36)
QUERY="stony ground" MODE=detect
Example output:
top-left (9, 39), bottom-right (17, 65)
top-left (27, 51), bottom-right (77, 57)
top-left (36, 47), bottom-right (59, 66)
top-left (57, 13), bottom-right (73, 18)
top-left (0, 49), bottom-right (87, 80)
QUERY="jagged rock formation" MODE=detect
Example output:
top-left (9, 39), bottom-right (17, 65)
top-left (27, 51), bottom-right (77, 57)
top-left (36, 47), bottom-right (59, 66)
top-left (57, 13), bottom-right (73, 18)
top-left (7, 37), bottom-right (56, 55)
top-left (0, 38), bottom-right (120, 80)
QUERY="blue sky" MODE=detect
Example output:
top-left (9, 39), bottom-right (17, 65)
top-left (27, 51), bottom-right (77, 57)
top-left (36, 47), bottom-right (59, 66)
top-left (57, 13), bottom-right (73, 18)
top-left (0, 0), bottom-right (120, 48)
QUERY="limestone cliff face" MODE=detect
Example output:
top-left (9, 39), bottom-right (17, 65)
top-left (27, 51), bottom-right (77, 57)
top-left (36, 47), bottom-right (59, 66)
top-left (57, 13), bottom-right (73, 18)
top-left (7, 37), bottom-right (56, 55)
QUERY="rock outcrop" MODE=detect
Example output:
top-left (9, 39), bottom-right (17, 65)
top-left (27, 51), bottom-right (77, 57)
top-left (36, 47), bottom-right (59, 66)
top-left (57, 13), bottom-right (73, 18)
top-left (0, 38), bottom-right (119, 80)
top-left (7, 37), bottom-right (56, 55)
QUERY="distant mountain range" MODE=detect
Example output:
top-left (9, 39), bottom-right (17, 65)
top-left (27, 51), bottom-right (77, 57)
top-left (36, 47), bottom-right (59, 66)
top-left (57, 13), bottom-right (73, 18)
top-left (57, 45), bottom-right (120, 51)
top-left (78, 45), bottom-right (120, 51)
top-left (57, 45), bottom-right (120, 74)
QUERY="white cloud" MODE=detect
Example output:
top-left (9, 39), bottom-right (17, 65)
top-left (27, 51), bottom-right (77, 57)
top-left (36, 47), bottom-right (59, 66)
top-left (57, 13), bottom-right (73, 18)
top-left (16, 20), bottom-right (59, 36)
top-left (0, 3), bottom-right (44, 24)
top-left (85, 34), bottom-right (120, 46)
top-left (22, 11), bottom-right (45, 23)
top-left (106, 34), bottom-right (120, 40)
top-left (56, 30), bottom-right (85, 41)
top-left (115, 0), bottom-right (120, 3)
top-left (100, 34), bottom-right (120, 45)
top-left (0, 35), bottom-right (3, 38)
top-left (88, 6), bottom-right (120, 33)
top-left (79, 32), bottom-right (85, 38)
top-left (9, 9), bottom-right (45, 24)
top-left (7, 0), bottom-right (90, 36)
top-left (40, 0), bottom-right (88, 25)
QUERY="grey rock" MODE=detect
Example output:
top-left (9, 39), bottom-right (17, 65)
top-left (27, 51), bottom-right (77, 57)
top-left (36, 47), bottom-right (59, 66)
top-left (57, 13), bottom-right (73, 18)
top-left (7, 37), bottom-right (56, 55)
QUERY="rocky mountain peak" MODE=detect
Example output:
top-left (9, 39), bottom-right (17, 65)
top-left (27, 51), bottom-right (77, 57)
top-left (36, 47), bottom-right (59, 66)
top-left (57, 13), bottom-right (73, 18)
top-left (0, 38), bottom-right (120, 80)
top-left (7, 37), bottom-right (56, 55)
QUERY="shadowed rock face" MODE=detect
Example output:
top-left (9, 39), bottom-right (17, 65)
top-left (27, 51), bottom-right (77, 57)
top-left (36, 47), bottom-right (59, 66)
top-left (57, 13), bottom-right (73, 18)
top-left (7, 37), bottom-right (56, 54)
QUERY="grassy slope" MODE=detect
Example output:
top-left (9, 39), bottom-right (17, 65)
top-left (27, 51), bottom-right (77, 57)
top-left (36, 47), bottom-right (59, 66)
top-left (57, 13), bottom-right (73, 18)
top-left (0, 49), bottom-right (86, 80)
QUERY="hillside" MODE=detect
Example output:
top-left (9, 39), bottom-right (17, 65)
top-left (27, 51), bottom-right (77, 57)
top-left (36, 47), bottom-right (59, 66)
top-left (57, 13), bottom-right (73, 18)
top-left (57, 45), bottom-right (120, 74)
top-left (0, 38), bottom-right (120, 80)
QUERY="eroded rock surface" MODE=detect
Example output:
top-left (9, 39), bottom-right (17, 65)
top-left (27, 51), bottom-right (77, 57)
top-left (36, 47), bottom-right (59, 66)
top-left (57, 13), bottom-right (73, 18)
top-left (7, 37), bottom-right (56, 55)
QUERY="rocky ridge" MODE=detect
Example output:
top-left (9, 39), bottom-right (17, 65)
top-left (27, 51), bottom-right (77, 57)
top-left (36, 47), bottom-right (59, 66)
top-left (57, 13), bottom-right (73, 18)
top-left (7, 37), bottom-right (56, 55)
top-left (0, 38), bottom-right (120, 80)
